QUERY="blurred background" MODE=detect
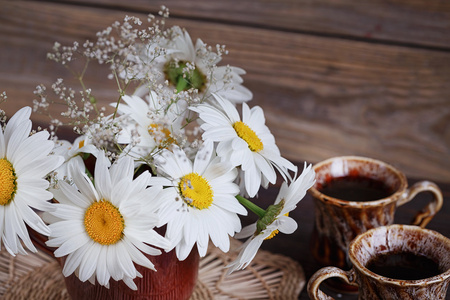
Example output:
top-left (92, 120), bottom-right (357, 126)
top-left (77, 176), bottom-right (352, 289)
top-left (1, 0), bottom-right (449, 183)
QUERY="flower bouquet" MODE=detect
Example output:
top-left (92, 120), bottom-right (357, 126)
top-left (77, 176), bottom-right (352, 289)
top-left (0, 7), bottom-right (315, 299)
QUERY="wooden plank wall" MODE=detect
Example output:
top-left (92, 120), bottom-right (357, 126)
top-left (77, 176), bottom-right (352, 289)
top-left (1, 0), bottom-right (449, 183)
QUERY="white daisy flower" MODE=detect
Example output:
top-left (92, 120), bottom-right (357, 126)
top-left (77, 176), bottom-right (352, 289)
top-left (113, 92), bottom-right (186, 162)
top-left (226, 163), bottom-right (315, 274)
top-left (191, 94), bottom-right (297, 197)
top-left (0, 106), bottom-right (63, 255)
top-left (134, 26), bottom-right (252, 105)
top-left (149, 140), bottom-right (247, 261)
top-left (45, 152), bottom-right (169, 290)
top-left (165, 26), bottom-right (252, 104)
top-left (52, 135), bottom-right (100, 182)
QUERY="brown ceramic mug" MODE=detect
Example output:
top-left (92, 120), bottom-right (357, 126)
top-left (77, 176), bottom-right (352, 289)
top-left (309, 156), bottom-right (443, 271)
top-left (307, 224), bottom-right (450, 299)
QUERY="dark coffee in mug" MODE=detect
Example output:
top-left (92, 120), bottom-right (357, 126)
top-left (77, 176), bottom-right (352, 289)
top-left (308, 225), bottom-right (450, 300)
top-left (366, 251), bottom-right (441, 280)
top-left (318, 175), bottom-right (393, 201)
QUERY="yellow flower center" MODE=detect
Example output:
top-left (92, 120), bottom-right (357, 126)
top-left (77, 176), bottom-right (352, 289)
top-left (0, 158), bottom-right (17, 206)
top-left (179, 173), bottom-right (214, 210)
top-left (84, 200), bottom-right (124, 245)
top-left (233, 121), bottom-right (263, 152)
top-left (78, 139), bottom-right (85, 149)
top-left (149, 123), bottom-right (176, 148)
top-left (264, 229), bottom-right (279, 240)
top-left (264, 213), bottom-right (289, 240)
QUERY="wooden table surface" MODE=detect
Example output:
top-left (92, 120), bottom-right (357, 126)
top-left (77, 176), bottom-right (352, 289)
top-left (1, 0), bottom-right (449, 184)
top-left (1, 1), bottom-right (450, 299)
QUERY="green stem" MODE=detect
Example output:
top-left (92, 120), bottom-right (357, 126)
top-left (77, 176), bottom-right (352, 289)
top-left (111, 70), bottom-right (132, 120)
top-left (112, 95), bottom-right (123, 120)
top-left (236, 195), bottom-right (266, 218)
top-left (84, 166), bottom-right (94, 184)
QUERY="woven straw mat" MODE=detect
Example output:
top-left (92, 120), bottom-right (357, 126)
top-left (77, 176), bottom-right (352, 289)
top-left (0, 239), bottom-right (305, 299)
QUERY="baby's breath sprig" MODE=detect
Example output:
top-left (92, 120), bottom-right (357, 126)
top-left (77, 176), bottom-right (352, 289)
top-left (0, 91), bottom-right (7, 127)
top-left (0, 91), bottom-right (7, 103)
top-left (34, 4), bottom-right (249, 169)
top-left (34, 10), bottom-right (172, 147)
top-left (32, 79), bottom-right (96, 138)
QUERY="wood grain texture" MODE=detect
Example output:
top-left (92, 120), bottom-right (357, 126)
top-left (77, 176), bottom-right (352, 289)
top-left (0, 1), bottom-right (449, 183)
top-left (55, 0), bottom-right (450, 49)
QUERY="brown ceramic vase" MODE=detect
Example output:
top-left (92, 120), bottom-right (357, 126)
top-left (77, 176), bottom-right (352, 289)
top-left (30, 229), bottom-right (199, 300)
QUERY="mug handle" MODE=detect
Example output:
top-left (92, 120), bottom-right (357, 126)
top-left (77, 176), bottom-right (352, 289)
top-left (307, 267), bottom-right (356, 300)
top-left (397, 181), bottom-right (443, 228)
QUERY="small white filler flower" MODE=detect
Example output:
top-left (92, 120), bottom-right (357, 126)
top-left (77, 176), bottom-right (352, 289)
top-left (46, 152), bottom-right (169, 290)
top-left (0, 106), bottom-right (63, 255)
top-left (226, 163), bottom-right (315, 274)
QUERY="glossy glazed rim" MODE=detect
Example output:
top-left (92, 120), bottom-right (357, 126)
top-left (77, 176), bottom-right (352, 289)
top-left (348, 224), bottom-right (450, 286)
top-left (308, 156), bottom-right (408, 207)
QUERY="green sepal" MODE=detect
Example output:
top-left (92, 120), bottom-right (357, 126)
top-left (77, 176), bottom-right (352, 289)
top-left (255, 199), bottom-right (285, 236)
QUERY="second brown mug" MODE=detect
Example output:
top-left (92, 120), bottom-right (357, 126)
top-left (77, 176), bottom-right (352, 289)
top-left (308, 225), bottom-right (450, 299)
